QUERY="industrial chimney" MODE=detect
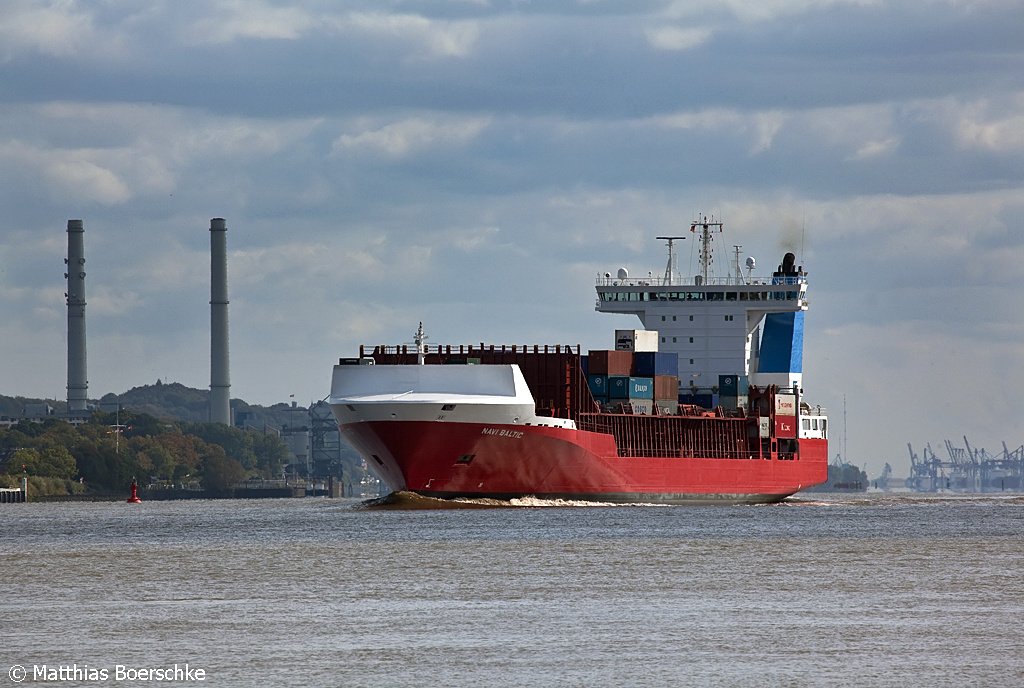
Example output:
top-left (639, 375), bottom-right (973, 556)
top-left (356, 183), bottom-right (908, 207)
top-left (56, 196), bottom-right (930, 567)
top-left (66, 219), bottom-right (88, 417)
top-left (209, 218), bottom-right (231, 425)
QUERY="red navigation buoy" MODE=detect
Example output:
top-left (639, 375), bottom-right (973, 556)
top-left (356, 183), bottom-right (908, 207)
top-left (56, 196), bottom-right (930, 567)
top-left (127, 478), bottom-right (142, 504)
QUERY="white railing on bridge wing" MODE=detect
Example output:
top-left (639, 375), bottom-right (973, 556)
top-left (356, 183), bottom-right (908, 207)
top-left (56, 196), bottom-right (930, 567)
top-left (595, 274), bottom-right (805, 287)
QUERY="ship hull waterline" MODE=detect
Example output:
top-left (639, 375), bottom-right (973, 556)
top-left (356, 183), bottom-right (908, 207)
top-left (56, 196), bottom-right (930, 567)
top-left (341, 418), bottom-right (828, 505)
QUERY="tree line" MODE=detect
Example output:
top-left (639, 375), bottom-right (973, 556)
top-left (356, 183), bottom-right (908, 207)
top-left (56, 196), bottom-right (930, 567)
top-left (0, 410), bottom-right (290, 496)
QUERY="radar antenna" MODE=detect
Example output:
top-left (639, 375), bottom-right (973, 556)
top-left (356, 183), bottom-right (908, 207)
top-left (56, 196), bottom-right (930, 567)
top-left (656, 235), bottom-right (687, 286)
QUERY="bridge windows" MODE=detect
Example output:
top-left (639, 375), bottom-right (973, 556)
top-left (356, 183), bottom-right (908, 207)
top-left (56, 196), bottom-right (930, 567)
top-left (599, 287), bottom-right (799, 303)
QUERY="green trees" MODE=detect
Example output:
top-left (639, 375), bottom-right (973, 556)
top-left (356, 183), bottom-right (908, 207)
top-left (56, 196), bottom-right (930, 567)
top-left (200, 449), bottom-right (246, 492)
top-left (10, 446), bottom-right (78, 479)
top-left (0, 411), bottom-right (291, 495)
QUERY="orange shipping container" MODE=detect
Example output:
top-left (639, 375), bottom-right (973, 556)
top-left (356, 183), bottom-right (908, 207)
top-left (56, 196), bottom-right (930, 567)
top-left (654, 375), bottom-right (678, 400)
top-left (587, 349), bottom-right (633, 376)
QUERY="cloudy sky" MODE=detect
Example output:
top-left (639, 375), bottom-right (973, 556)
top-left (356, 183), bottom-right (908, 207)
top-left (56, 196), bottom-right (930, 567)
top-left (2, 0), bottom-right (1023, 476)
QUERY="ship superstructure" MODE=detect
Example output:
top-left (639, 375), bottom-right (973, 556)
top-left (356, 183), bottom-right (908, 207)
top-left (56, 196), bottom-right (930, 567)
top-left (596, 217), bottom-right (807, 393)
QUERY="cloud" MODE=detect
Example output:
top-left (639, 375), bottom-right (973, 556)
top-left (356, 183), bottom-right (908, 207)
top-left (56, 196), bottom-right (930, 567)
top-left (0, 140), bottom-right (131, 205)
top-left (0, 1), bottom-right (100, 61)
top-left (955, 96), bottom-right (1024, 153)
top-left (850, 137), bottom-right (899, 160)
top-left (645, 25), bottom-right (712, 51)
top-left (344, 12), bottom-right (480, 59)
top-left (332, 115), bottom-right (491, 158)
top-left (649, 108), bottom-right (788, 154)
top-left (186, 0), bottom-right (316, 44)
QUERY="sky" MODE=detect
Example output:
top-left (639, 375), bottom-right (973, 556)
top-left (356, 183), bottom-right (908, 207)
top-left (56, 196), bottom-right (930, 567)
top-left (2, 0), bottom-right (1023, 477)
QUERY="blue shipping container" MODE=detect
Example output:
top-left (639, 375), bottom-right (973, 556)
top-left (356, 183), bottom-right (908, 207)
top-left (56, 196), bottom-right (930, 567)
top-left (718, 374), bottom-right (749, 395)
top-left (609, 376), bottom-right (654, 399)
top-left (632, 351), bottom-right (678, 377)
top-left (587, 374), bottom-right (608, 397)
top-left (678, 393), bottom-right (714, 409)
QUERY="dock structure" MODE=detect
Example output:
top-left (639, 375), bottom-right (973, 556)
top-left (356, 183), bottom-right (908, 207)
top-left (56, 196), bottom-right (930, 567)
top-left (907, 438), bottom-right (1024, 492)
top-left (0, 480), bottom-right (27, 503)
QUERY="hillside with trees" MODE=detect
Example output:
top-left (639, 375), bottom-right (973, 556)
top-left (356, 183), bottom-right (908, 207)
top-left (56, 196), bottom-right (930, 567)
top-left (0, 410), bottom-right (290, 497)
top-left (0, 382), bottom-right (367, 498)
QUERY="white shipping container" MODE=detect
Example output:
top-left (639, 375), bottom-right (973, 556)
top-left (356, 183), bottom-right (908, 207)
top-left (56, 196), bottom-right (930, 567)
top-left (627, 399), bottom-right (654, 415)
top-left (655, 400), bottom-right (678, 415)
top-left (615, 329), bottom-right (659, 352)
top-left (774, 393), bottom-right (797, 416)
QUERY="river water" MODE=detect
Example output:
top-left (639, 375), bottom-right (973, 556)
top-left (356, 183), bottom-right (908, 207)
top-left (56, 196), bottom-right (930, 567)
top-left (2, 493), bottom-right (1022, 687)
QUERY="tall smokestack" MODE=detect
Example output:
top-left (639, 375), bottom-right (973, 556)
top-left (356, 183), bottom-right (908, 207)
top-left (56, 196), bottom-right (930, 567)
top-left (209, 218), bottom-right (231, 425)
top-left (66, 219), bottom-right (88, 416)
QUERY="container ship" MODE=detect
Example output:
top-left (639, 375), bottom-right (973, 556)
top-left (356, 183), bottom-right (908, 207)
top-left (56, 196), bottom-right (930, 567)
top-left (329, 219), bottom-right (828, 503)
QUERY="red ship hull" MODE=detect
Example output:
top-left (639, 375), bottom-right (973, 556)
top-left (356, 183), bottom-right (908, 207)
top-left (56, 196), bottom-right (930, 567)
top-left (342, 419), bottom-right (828, 504)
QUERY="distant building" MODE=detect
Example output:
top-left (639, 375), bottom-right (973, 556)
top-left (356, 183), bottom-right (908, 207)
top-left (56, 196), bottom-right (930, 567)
top-left (23, 403), bottom-right (55, 419)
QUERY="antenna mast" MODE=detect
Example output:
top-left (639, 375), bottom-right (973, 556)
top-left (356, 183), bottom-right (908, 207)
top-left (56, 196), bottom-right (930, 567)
top-left (732, 244), bottom-right (743, 285)
top-left (656, 235), bottom-right (687, 285)
top-left (414, 322), bottom-right (429, 365)
top-left (690, 215), bottom-right (723, 283)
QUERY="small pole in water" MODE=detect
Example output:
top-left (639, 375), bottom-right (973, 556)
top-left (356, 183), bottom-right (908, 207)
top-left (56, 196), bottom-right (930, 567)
top-left (127, 477), bottom-right (142, 504)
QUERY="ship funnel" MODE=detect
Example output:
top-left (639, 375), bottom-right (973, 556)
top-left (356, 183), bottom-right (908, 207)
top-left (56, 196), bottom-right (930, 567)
top-left (66, 219), bottom-right (88, 416)
top-left (209, 218), bottom-right (231, 425)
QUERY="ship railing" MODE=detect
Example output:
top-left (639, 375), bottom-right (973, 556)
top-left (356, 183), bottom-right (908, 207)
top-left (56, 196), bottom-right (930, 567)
top-left (614, 448), bottom-right (768, 460)
top-left (365, 343), bottom-right (583, 357)
top-left (595, 274), bottom-right (805, 287)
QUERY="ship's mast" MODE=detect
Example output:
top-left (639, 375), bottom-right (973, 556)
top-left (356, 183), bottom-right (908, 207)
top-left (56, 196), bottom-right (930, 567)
top-left (414, 321), bottom-right (428, 365)
top-left (690, 215), bottom-right (723, 283)
top-left (656, 235), bottom-right (687, 285)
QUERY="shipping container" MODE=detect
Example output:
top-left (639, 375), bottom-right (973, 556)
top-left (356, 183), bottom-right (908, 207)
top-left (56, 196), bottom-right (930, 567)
top-left (774, 393), bottom-right (797, 416)
top-left (653, 375), bottom-right (679, 400)
top-left (655, 400), bottom-right (678, 415)
top-left (633, 351), bottom-right (678, 377)
top-left (609, 376), bottom-right (654, 399)
top-left (630, 399), bottom-right (654, 415)
top-left (679, 393), bottom-right (714, 409)
top-left (718, 374), bottom-right (749, 395)
top-left (587, 349), bottom-right (633, 376)
top-left (587, 374), bottom-right (608, 397)
top-left (718, 394), bottom-right (749, 411)
top-left (615, 329), bottom-right (659, 352)
top-left (775, 415), bottom-right (797, 438)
